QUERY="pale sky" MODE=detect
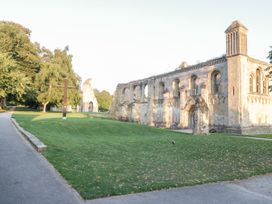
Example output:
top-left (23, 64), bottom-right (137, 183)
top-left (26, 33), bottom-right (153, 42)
top-left (1, 0), bottom-right (272, 93)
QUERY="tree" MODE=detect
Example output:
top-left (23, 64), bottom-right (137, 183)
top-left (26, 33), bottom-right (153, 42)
top-left (35, 47), bottom-right (81, 112)
top-left (0, 53), bottom-right (29, 108)
top-left (95, 90), bottom-right (112, 111)
top-left (266, 46), bottom-right (272, 92)
top-left (268, 46), bottom-right (272, 63)
top-left (0, 21), bottom-right (40, 76)
top-left (0, 21), bottom-right (81, 111)
top-left (0, 21), bottom-right (40, 107)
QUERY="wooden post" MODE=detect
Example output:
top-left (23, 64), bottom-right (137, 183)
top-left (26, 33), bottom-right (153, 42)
top-left (63, 78), bottom-right (68, 119)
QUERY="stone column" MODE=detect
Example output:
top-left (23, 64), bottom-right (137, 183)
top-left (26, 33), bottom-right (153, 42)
top-left (192, 98), bottom-right (209, 135)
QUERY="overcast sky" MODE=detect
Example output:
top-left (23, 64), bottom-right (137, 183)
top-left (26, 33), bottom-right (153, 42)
top-left (1, 0), bottom-right (272, 93)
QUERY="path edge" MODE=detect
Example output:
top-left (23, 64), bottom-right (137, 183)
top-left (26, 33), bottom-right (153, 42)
top-left (11, 117), bottom-right (47, 152)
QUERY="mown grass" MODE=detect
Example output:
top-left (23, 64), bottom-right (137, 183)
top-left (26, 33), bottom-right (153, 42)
top-left (13, 111), bottom-right (272, 199)
top-left (251, 134), bottom-right (272, 139)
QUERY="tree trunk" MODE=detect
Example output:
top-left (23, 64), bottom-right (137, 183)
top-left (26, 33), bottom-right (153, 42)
top-left (0, 97), bottom-right (6, 109)
top-left (43, 102), bottom-right (48, 112)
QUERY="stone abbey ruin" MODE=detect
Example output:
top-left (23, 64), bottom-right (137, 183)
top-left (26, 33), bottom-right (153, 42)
top-left (111, 21), bottom-right (272, 134)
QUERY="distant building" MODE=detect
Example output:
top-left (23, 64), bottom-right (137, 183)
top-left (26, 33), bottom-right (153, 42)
top-left (50, 78), bottom-right (99, 113)
top-left (111, 21), bottom-right (272, 135)
top-left (81, 78), bottom-right (98, 112)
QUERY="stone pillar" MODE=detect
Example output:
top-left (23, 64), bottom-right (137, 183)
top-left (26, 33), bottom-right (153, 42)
top-left (192, 99), bottom-right (209, 135)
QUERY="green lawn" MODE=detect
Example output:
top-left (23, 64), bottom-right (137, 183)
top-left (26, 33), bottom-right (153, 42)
top-left (251, 134), bottom-right (272, 139)
top-left (13, 111), bottom-right (272, 199)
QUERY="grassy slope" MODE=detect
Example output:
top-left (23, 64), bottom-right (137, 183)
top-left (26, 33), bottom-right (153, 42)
top-left (252, 134), bottom-right (272, 139)
top-left (13, 112), bottom-right (272, 199)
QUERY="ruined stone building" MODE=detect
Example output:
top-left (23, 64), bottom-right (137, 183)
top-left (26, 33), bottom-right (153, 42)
top-left (111, 21), bottom-right (272, 134)
top-left (81, 78), bottom-right (98, 112)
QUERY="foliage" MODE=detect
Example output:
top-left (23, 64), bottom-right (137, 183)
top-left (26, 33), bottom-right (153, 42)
top-left (0, 21), bottom-right (40, 107)
top-left (268, 46), bottom-right (272, 63)
top-left (35, 45), bottom-right (81, 111)
top-left (0, 21), bottom-right (81, 110)
top-left (266, 46), bottom-right (272, 91)
top-left (94, 90), bottom-right (112, 111)
top-left (0, 21), bottom-right (40, 76)
top-left (0, 53), bottom-right (30, 108)
top-left (13, 112), bottom-right (272, 199)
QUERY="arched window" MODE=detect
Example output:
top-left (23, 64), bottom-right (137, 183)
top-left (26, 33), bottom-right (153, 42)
top-left (159, 82), bottom-right (165, 100)
top-left (256, 69), bottom-right (261, 94)
top-left (133, 85), bottom-right (137, 97)
top-left (249, 74), bottom-right (253, 93)
top-left (172, 79), bottom-right (180, 98)
top-left (191, 74), bottom-right (197, 88)
top-left (263, 77), bottom-right (269, 95)
top-left (89, 101), bottom-right (93, 112)
top-left (191, 75), bottom-right (197, 95)
top-left (122, 88), bottom-right (127, 95)
top-left (144, 84), bottom-right (148, 98)
top-left (211, 71), bottom-right (221, 94)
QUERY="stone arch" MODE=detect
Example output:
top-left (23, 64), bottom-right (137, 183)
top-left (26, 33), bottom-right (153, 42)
top-left (249, 73), bottom-right (254, 93)
top-left (256, 68), bottom-right (262, 94)
top-left (188, 106), bottom-right (196, 129)
top-left (122, 87), bottom-right (127, 95)
top-left (211, 70), bottom-right (221, 95)
top-left (133, 85), bottom-right (140, 101)
top-left (159, 81), bottom-right (165, 100)
top-left (155, 81), bottom-right (167, 127)
top-left (182, 96), bottom-right (209, 134)
top-left (190, 75), bottom-right (197, 90)
top-left (181, 97), bottom-right (196, 128)
top-left (172, 78), bottom-right (180, 98)
top-left (263, 76), bottom-right (269, 95)
top-left (144, 83), bottom-right (148, 99)
top-left (89, 101), bottom-right (94, 112)
top-left (132, 85), bottom-right (137, 97)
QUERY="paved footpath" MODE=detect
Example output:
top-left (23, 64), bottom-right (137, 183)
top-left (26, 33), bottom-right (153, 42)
top-left (0, 112), bottom-right (82, 204)
top-left (1, 112), bottom-right (272, 204)
top-left (87, 175), bottom-right (272, 204)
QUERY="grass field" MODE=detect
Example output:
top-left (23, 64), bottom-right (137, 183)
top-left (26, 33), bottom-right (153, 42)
top-left (251, 134), bottom-right (272, 139)
top-left (13, 111), bottom-right (272, 199)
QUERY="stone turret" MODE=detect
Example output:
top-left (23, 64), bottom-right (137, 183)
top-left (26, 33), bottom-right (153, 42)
top-left (225, 20), bottom-right (248, 57)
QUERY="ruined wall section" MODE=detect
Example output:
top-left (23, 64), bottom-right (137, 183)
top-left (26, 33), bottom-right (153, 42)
top-left (240, 57), bottom-right (272, 134)
top-left (111, 57), bottom-right (228, 129)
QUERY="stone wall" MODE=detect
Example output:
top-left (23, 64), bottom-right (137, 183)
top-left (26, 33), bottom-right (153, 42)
top-left (111, 57), bottom-right (229, 132)
top-left (111, 21), bottom-right (272, 135)
top-left (81, 79), bottom-right (98, 112)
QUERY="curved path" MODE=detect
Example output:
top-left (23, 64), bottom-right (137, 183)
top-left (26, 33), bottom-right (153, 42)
top-left (1, 112), bottom-right (272, 204)
top-left (0, 112), bottom-right (81, 204)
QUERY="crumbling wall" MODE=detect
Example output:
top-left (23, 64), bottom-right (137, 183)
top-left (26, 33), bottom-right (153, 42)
top-left (111, 57), bottom-right (228, 131)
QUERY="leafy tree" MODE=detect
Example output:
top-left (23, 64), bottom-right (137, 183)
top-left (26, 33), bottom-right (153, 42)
top-left (0, 21), bottom-right (40, 76)
top-left (95, 90), bottom-right (112, 111)
top-left (35, 47), bottom-right (81, 112)
top-left (266, 46), bottom-right (272, 92)
top-left (0, 53), bottom-right (29, 108)
top-left (0, 21), bottom-right (81, 111)
top-left (268, 46), bottom-right (272, 63)
top-left (0, 21), bottom-right (40, 107)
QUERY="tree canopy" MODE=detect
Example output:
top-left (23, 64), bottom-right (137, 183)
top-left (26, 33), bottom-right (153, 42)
top-left (0, 21), bottom-right (81, 110)
top-left (268, 46), bottom-right (272, 63)
top-left (266, 46), bottom-right (272, 92)
top-left (94, 90), bottom-right (112, 112)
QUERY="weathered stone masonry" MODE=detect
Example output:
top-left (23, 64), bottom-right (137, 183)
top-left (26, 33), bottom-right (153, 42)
top-left (111, 21), bottom-right (272, 134)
